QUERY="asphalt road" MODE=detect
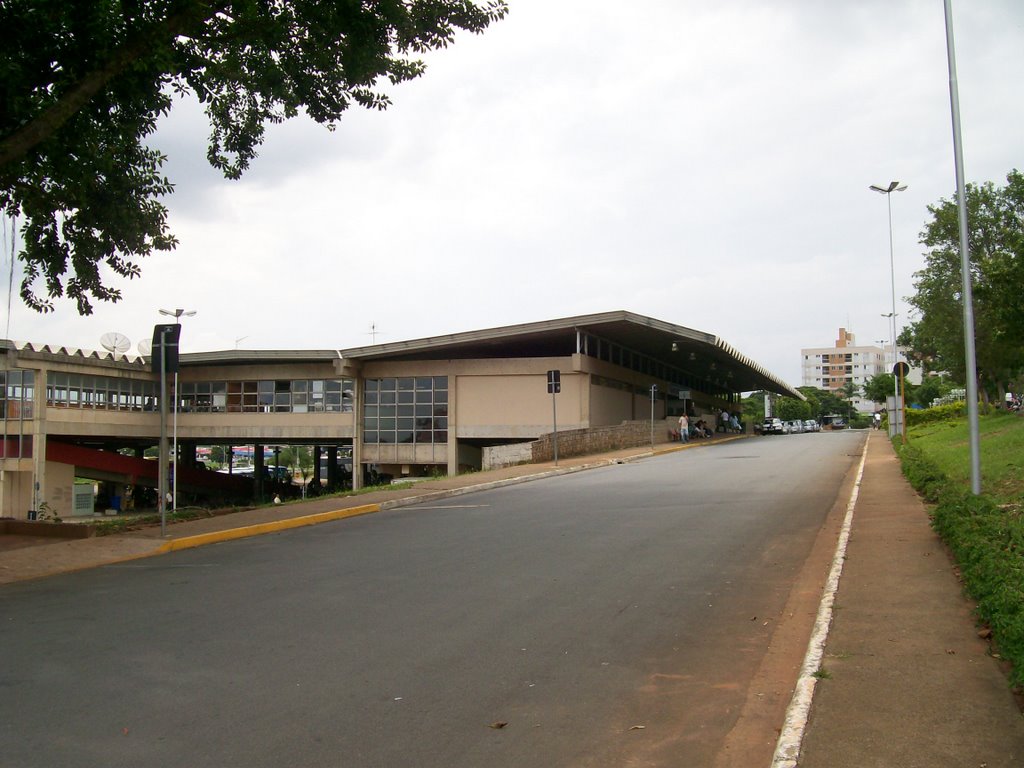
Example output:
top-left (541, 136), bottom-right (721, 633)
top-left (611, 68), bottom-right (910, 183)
top-left (0, 431), bottom-right (865, 768)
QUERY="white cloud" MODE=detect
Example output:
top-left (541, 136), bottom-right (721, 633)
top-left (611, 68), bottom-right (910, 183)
top-left (5, 0), bottom-right (1023, 387)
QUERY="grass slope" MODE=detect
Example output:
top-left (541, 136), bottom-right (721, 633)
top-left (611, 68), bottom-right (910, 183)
top-left (898, 409), bottom-right (1024, 689)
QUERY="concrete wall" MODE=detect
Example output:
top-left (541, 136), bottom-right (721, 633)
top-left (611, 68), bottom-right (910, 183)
top-left (482, 442), bottom-right (534, 470)
top-left (455, 370), bottom-right (584, 437)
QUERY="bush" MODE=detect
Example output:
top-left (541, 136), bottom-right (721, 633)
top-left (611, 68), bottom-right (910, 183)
top-left (930, 492), bottom-right (1024, 688)
top-left (905, 401), bottom-right (967, 427)
top-left (897, 434), bottom-right (1024, 688)
top-left (894, 440), bottom-right (948, 503)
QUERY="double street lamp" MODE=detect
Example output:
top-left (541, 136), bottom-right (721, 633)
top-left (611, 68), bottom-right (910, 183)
top-left (870, 181), bottom-right (907, 437)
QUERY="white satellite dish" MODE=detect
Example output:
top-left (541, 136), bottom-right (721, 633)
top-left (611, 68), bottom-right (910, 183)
top-left (137, 339), bottom-right (152, 360)
top-left (100, 332), bottom-right (131, 359)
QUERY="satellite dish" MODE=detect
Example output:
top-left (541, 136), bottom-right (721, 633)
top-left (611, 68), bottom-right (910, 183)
top-left (100, 332), bottom-right (131, 359)
top-left (137, 339), bottom-right (152, 359)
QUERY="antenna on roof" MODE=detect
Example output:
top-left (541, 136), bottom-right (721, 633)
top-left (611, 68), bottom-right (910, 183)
top-left (100, 332), bottom-right (131, 359)
top-left (367, 323), bottom-right (384, 344)
top-left (137, 339), bottom-right (152, 361)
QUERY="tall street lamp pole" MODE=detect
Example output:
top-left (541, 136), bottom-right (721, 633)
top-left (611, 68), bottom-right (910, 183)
top-left (870, 181), bottom-right (907, 436)
top-left (159, 308), bottom-right (196, 511)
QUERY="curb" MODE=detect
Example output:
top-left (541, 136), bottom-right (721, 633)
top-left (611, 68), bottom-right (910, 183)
top-left (159, 503), bottom-right (381, 552)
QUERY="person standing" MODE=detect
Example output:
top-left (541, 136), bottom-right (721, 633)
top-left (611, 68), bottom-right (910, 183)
top-left (678, 413), bottom-right (689, 442)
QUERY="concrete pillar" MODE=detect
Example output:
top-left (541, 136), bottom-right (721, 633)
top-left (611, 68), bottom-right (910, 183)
top-left (447, 371), bottom-right (458, 478)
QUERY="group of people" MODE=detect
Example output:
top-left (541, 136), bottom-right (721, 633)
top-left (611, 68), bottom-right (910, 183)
top-left (675, 413), bottom-right (727, 442)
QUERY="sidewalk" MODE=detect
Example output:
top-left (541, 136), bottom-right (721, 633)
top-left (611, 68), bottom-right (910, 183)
top-left (796, 432), bottom-right (1024, 766)
top-left (2, 431), bottom-right (1022, 765)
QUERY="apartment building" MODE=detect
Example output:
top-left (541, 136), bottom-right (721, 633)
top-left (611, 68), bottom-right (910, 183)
top-left (801, 328), bottom-right (889, 414)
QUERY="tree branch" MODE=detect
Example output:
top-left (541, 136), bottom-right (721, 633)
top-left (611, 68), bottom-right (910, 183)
top-left (0, 1), bottom-right (224, 169)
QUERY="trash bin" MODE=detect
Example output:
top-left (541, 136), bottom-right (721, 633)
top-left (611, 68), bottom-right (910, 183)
top-left (111, 496), bottom-right (122, 512)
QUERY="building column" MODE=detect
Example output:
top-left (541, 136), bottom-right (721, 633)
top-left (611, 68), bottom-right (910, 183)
top-left (447, 371), bottom-right (458, 477)
top-left (351, 378), bottom-right (363, 491)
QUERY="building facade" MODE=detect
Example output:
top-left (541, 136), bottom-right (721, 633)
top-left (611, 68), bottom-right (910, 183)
top-left (1, 311), bottom-right (801, 519)
top-left (800, 327), bottom-right (913, 414)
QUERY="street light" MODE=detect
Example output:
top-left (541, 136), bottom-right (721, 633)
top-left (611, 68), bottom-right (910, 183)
top-left (870, 181), bottom-right (907, 438)
top-left (159, 308), bottom-right (196, 510)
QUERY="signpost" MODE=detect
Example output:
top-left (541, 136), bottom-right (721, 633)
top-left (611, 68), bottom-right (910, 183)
top-left (893, 361), bottom-right (910, 443)
top-left (547, 370), bottom-right (560, 465)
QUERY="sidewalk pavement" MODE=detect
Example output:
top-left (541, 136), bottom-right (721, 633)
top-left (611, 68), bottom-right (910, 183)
top-left (797, 431), bottom-right (1024, 767)
top-left (2, 431), bottom-right (1022, 764)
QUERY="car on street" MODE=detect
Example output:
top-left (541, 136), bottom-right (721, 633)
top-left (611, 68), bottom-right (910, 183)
top-left (760, 417), bottom-right (785, 435)
top-left (803, 419), bottom-right (821, 432)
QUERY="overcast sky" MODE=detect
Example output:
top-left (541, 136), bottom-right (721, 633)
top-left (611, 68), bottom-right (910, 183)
top-left (3, 0), bottom-right (1022, 388)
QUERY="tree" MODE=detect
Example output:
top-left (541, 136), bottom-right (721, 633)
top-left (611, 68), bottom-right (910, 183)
top-left (776, 396), bottom-right (810, 421)
top-left (862, 373), bottom-right (895, 406)
top-left (0, 0), bottom-right (508, 314)
top-left (902, 170), bottom-right (1024, 403)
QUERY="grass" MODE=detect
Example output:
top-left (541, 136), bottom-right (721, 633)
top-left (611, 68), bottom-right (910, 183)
top-left (897, 408), bottom-right (1024, 689)
top-left (905, 410), bottom-right (1024, 502)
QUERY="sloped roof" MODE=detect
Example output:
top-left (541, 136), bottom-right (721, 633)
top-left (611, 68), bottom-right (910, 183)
top-left (337, 310), bottom-right (802, 398)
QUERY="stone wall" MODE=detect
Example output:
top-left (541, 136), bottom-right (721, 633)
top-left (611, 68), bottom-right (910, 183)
top-left (481, 442), bottom-right (534, 470)
top-left (531, 420), bottom-right (672, 463)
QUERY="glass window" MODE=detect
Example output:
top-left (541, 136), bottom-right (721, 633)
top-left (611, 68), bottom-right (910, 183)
top-left (362, 376), bottom-right (448, 446)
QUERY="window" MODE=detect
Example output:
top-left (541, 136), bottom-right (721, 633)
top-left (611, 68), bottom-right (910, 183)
top-left (363, 376), bottom-right (448, 444)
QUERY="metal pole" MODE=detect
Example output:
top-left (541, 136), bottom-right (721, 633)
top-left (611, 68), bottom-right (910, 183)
top-left (172, 370), bottom-right (178, 511)
top-left (650, 385), bottom-right (657, 450)
top-left (943, 0), bottom-right (982, 494)
top-left (158, 328), bottom-right (169, 536)
top-left (886, 192), bottom-right (899, 412)
top-left (551, 388), bottom-right (558, 466)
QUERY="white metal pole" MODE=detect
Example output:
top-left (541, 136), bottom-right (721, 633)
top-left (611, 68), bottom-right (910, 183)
top-left (943, 0), bottom-right (982, 494)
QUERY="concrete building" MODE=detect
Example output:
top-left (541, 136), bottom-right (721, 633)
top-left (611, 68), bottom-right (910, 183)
top-left (801, 327), bottom-right (916, 414)
top-left (1, 311), bottom-right (800, 519)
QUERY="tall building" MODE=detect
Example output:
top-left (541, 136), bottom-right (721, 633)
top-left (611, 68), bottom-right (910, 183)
top-left (801, 328), bottom-right (889, 414)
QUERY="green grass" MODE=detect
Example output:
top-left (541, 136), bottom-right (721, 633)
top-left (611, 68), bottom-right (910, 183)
top-left (906, 410), bottom-right (1024, 502)
top-left (897, 408), bottom-right (1024, 689)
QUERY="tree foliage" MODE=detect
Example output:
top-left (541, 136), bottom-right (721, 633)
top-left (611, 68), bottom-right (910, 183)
top-left (902, 170), bottom-right (1024, 402)
top-left (862, 373), bottom-right (895, 405)
top-left (0, 0), bottom-right (507, 313)
top-left (775, 396), bottom-right (809, 421)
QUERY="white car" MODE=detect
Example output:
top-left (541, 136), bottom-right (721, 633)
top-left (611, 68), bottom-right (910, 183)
top-left (804, 419), bottom-right (820, 432)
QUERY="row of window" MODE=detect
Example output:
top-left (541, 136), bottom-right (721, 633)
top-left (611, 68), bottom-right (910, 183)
top-left (179, 379), bottom-right (354, 413)
top-left (38, 372), bottom-right (358, 415)
top-left (579, 332), bottom-right (725, 393)
top-left (0, 370), bottom-right (35, 420)
top-left (46, 372), bottom-right (158, 411)
top-left (363, 377), bottom-right (448, 444)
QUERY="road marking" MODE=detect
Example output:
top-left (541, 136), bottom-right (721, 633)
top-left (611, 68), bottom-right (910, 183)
top-left (771, 432), bottom-right (870, 767)
top-left (411, 504), bottom-right (491, 510)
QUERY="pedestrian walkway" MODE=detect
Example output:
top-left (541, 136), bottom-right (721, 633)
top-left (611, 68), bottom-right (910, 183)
top-left (2, 430), bottom-right (1022, 766)
top-left (795, 432), bottom-right (1024, 767)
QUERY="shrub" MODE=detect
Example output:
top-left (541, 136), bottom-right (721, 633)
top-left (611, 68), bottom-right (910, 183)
top-left (930, 492), bottom-right (1024, 687)
top-left (905, 401), bottom-right (967, 427)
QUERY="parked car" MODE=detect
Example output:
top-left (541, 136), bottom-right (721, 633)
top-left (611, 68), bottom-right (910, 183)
top-left (787, 420), bottom-right (804, 434)
top-left (760, 417), bottom-right (785, 435)
top-left (803, 419), bottom-right (820, 433)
